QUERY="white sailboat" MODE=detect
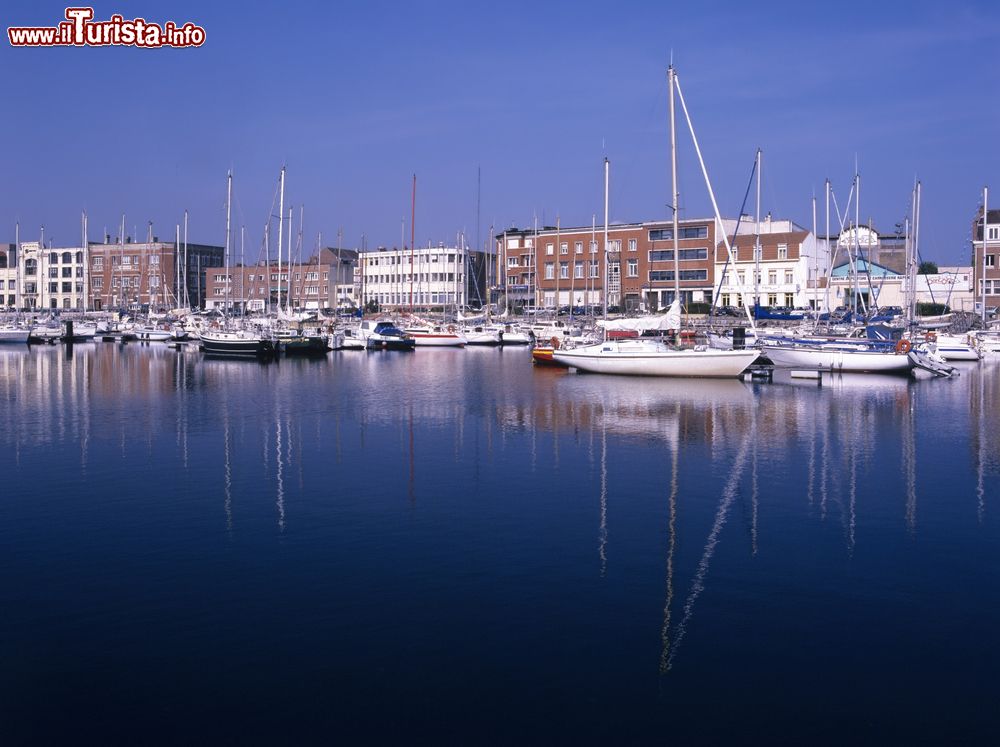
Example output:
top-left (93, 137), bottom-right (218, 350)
top-left (555, 66), bottom-right (758, 378)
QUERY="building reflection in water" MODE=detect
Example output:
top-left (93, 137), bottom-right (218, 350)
top-left (3, 343), bottom-right (1000, 681)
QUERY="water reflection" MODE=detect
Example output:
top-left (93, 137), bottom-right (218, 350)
top-left (2, 344), bottom-right (1000, 694)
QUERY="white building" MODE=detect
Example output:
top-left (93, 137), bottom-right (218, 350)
top-left (17, 241), bottom-right (87, 311)
top-left (359, 244), bottom-right (488, 311)
top-left (714, 218), bottom-right (829, 310)
top-left (0, 244), bottom-right (16, 308)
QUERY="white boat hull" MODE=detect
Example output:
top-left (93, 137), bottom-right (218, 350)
top-left (0, 327), bottom-right (30, 344)
top-left (762, 344), bottom-right (913, 373)
top-left (553, 340), bottom-right (759, 377)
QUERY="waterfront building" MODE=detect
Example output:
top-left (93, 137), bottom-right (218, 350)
top-left (359, 244), bottom-right (488, 312)
top-left (203, 247), bottom-right (359, 313)
top-left (714, 218), bottom-right (824, 310)
top-left (972, 207), bottom-right (1000, 315)
top-left (0, 244), bottom-right (16, 308)
top-left (827, 261), bottom-right (975, 313)
top-left (500, 216), bottom-right (824, 313)
top-left (88, 235), bottom-right (223, 311)
top-left (17, 241), bottom-right (87, 311)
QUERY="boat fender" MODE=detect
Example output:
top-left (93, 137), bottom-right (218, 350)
top-left (925, 331), bottom-right (937, 343)
top-left (896, 338), bottom-right (912, 354)
top-left (550, 336), bottom-right (560, 349)
top-left (447, 325), bottom-right (456, 333)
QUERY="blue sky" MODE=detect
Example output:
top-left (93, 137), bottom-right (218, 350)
top-left (2, 0), bottom-right (998, 264)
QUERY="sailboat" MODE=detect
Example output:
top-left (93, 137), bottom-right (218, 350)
top-left (553, 66), bottom-right (758, 378)
top-left (200, 171), bottom-right (276, 359)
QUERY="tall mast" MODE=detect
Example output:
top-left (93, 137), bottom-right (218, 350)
top-left (175, 223), bottom-right (180, 310)
top-left (183, 210), bottom-right (189, 309)
top-left (14, 221), bottom-right (19, 311)
top-left (287, 206), bottom-right (293, 310)
top-left (983, 186), bottom-right (989, 325)
top-left (240, 224), bottom-right (245, 315)
top-left (669, 65), bottom-right (680, 309)
top-left (754, 148), bottom-right (761, 308)
top-left (591, 214), bottom-right (596, 312)
top-left (811, 196), bottom-right (817, 314)
top-left (119, 215), bottom-right (125, 310)
top-left (410, 174), bottom-right (416, 312)
top-left (81, 211), bottom-right (88, 311)
top-left (277, 166), bottom-right (285, 313)
top-left (225, 171), bottom-right (232, 317)
top-left (824, 179), bottom-right (830, 319)
top-left (603, 157), bottom-right (609, 319)
top-left (555, 217), bottom-right (561, 314)
top-left (673, 66), bottom-right (755, 331)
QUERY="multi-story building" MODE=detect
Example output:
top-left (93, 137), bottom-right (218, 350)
top-left (88, 235), bottom-right (223, 311)
top-left (501, 217), bottom-right (814, 313)
top-left (203, 247), bottom-right (360, 312)
top-left (359, 244), bottom-right (488, 311)
top-left (714, 218), bottom-right (823, 309)
top-left (17, 241), bottom-right (87, 311)
top-left (0, 244), bottom-right (16, 308)
top-left (972, 207), bottom-right (1000, 314)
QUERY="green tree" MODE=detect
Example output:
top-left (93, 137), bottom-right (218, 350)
top-left (917, 261), bottom-right (938, 275)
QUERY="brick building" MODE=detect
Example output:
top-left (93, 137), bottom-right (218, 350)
top-left (972, 207), bottom-right (1000, 313)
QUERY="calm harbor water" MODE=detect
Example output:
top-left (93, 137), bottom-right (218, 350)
top-left (1, 341), bottom-right (998, 744)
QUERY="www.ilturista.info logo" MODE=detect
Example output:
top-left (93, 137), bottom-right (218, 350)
top-left (8, 7), bottom-right (205, 48)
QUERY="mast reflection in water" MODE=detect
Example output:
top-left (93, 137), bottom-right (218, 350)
top-left (0, 344), bottom-right (998, 743)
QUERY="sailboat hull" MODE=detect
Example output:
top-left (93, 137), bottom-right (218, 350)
top-left (553, 340), bottom-right (758, 377)
top-left (761, 344), bottom-right (912, 373)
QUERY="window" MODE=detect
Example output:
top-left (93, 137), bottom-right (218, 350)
top-left (150, 255), bottom-right (160, 265)
top-left (589, 241), bottom-right (597, 254)
top-left (589, 261), bottom-right (600, 278)
top-left (150, 276), bottom-right (160, 288)
top-left (49, 282), bottom-right (58, 293)
top-left (560, 242), bottom-right (568, 255)
top-left (721, 294), bottom-right (730, 307)
top-left (545, 262), bottom-right (554, 280)
top-left (768, 270), bottom-right (777, 285)
top-left (93, 257), bottom-right (104, 270)
top-left (627, 259), bottom-right (638, 277)
top-left (989, 227), bottom-right (1000, 241)
top-left (508, 256), bottom-right (519, 267)
top-left (546, 243), bottom-right (554, 256)
top-left (49, 267), bottom-right (59, 278)
top-left (628, 238), bottom-right (637, 252)
top-left (574, 261), bottom-right (584, 279)
top-left (987, 255), bottom-right (995, 268)
top-left (25, 259), bottom-right (37, 276)
top-left (732, 247), bottom-right (739, 261)
top-left (649, 269), bottom-right (708, 282)
top-left (62, 267), bottom-right (72, 278)
top-left (785, 271), bottom-right (794, 285)
top-left (777, 243), bottom-right (788, 259)
top-left (111, 256), bottom-right (119, 266)
top-left (607, 239), bottom-right (622, 252)
top-left (737, 271), bottom-right (746, 284)
top-left (785, 293), bottom-right (795, 306)
top-left (76, 251), bottom-right (83, 263)
top-left (753, 246), bottom-right (762, 260)
top-left (61, 281), bottom-right (72, 293)
top-left (50, 252), bottom-right (58, 264)
top-left (648, 226), bottom-right (708, 241)
top-left (768, 293), bottom-right (778, 306)
top-left (123, 255), bottom-right (132, 265)
top-left (559, 262), bottom-right (569, 279)
top-left (92, 277), bottom-right (103, 289)
top-left (649, 248), bottom-right (707, 262)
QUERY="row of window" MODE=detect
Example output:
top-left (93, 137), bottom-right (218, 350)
top-left (724, 270), bottom-right (797, 285)
top-left (720, 293), bottom-right (796, 307)
top-left (649, 226), bottom-right (708, 241)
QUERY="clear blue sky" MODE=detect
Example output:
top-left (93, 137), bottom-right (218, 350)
top-left (2, 0), bottom-right (998, 265)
